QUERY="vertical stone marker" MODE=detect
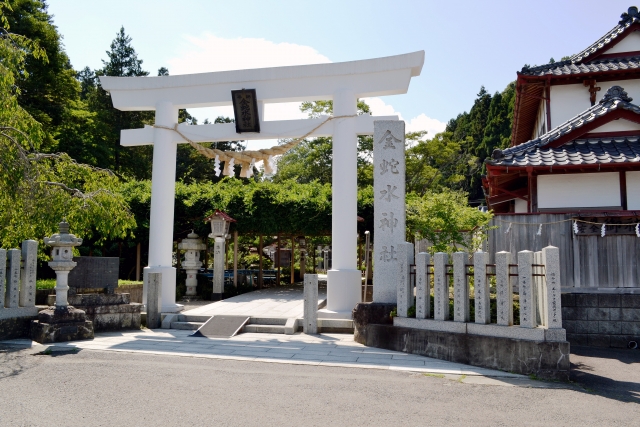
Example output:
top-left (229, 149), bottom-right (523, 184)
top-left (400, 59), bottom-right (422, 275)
top-left (6, 249), bottom-right (20, 308)
top-left (543, 246), bottom-right (562, 329)
top-left (303, 274), bottom-right (318, 334)
top-left (453, 252), bottom-right (470, 322)
top-left (0, 249), bottom-right (5, 311)
top-left (147, 273), bottom-right (162, 329)
top-left (19, 240), bottom-right (37, 308)
top-left (415, 252), bottom-right (431, 319)
top-left (518, 250), bottom-right (536, 328)
top-left (473, 251), bottom-right (490, 324)
top-left (373, 120), bottom-right (405, 303)
top-left (396, 242), bottom-right (414, 317)
top-left (433, 252), bottom-right (449, 321)
top-left (495, 251), bottom-right (513, 326)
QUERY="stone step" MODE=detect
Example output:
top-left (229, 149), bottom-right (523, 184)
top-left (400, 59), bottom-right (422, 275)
top-left (243, 324), bottom-right (286, 334)
top-left (318, 318), bottom-right (354, 333)
top-left (171, 321), bottom-right (204, 330)
top-left (248, 317), bottom-right (287, 326)
top-left (179, 314), bottom-right (212, 323)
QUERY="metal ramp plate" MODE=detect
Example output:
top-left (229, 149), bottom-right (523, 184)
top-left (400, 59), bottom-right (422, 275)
top-left (190, 315), bottom-right (250, 338)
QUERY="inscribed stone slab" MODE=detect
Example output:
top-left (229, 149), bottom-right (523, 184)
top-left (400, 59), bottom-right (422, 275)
top-left (396, 242), bottom-right (414, 317)
top-left (373, 120), bottom-right (405, 303)
top-left (543, 246), bottom-right (563, 329)
top-left (495, 251), bottom-right (513, 326)
top-left (19, 240), bottom-right (37, 308)
top-left (518, 251), bottom-right (536, 328)
top-left (146, 272), bottom-right (161, 329)
top-left (415, 252), bottom-right (430, 319)
top-left (453, 252), bottom-right (470, 322)
top-left (433, 252), bottom-right (449, 321)
top-left (304, 274), bottom-right (318, 334)
top-left (5, 249), bottom-right (20, 309)
top-left (0, 249), bottom-right (5, 310)
top-left (473, 251), bottom-right (490, 324)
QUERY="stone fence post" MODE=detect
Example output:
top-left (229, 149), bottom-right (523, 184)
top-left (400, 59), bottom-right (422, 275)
top-left (396, 242), bottom-right (414, 318)
top-left (19, 240), bottom-right (37, 308)
top-left (415, 252), bottom-right (430, 319)
top-left (495, 251), bottom-right (513, 326)
top-left (433, 252), bottom-right (449, 321)
top-left (453, 252), bottom-right (469, 322)
top-left (303, 274), bottom-right (318, 334)
top-left (543, 246), bottom-right (562, 329)
top-left (147, 273), bottom-right (162, 329)
top-left (518, 250), bottom-right (536, 328)
top-left (473, 251), bottom-right (490, 324)
top-left (0, 249), bottom-right (5, 312)
top-left (6, 249), bottom-right (20, 308)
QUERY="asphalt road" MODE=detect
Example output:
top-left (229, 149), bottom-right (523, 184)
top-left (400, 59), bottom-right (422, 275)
top-left (1, 344), bottom-right (638, 426)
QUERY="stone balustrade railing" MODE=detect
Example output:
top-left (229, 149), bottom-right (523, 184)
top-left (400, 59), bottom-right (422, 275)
top-left (0, 240), bottom-right (38, 321)
top-left (394, 245), bottom-right (565, 342)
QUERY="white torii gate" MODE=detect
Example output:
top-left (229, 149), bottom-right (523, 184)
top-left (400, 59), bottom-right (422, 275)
top-left (100, 51), bottom-right (424, 314)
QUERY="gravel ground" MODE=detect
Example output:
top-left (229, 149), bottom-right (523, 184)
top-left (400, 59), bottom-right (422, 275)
top-left (0, 343), bottom-right (638, 426)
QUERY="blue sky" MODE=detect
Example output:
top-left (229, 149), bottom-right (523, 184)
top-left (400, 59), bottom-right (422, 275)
top-left (48, 0), bottom-right (635, 138)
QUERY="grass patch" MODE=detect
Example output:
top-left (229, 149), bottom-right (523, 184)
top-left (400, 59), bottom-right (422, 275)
top-left (457, 374), bottom-right (467, 382)
top-left (36, 279), bottom-right (143, 290)
top-left (423, 373), bottom-right (445, 378)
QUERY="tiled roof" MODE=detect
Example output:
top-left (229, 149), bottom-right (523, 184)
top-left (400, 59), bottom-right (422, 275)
top-left (487, 136), bottom-right (640, 167)
top-left (492, 86), bottom-right (639, 163)
top-left (520, 56), bottom-right (640, 77)
top-left (520, 7), bottom-right (640, 77)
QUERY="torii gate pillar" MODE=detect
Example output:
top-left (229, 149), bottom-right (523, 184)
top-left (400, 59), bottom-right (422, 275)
top-left (326, 89), bottom-right (361, 313)
top-left (144, 101), bottom-right (181, 312)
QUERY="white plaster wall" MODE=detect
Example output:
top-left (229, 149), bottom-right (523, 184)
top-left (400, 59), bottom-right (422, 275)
top-left (550, 80), bottom-right (640, 129)
top-left (537, 172), bottom-right (621, 209)
top-left (601, 31), bottom-right (640, 54)
top-left (590, 119), bottom-right (640, 133)
top-left (514, 198), bottom-right (528, 213)
top-left (627, 171), bottom-right (640, 210)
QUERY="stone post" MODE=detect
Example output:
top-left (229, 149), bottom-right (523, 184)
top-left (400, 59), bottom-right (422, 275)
top-left (373, 120), bottom-right (406, 303)
top-left (303, 274), bottom-right (318, 334)
top-left (473, 251), bottom-right (490, 324)
top-left (495, 251), bottom-right (513, 326)
top-left (0, 249), bottom-right (5, 311)
top-left (543, 246), bottom-right (562, 329)
top-left (178, 232), bottom-right (206, 298)
top-left (453, 252), bottom-right (470, 322)
top-left (19, 240), bottom-right (37, 308)
top-left (534, 251), bottom-right (546, 327)
top-left (396, 242), bottom-right (414, 317)
top-left (415, 252), bottom-right (431, 319)
top-left (212, 237), bottom-right (225, 301)
top-left (5, 249), bottom-right (20, 308)
top-left (147, 272), bottom-right (162, 329)
top-left (433, 252), bottom-right (449, 321)
top-left (518, 250), bottom-right (536, 328)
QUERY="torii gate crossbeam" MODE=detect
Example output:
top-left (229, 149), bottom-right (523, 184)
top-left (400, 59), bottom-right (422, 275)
top-left (100, 51), bottom-right (424, 314)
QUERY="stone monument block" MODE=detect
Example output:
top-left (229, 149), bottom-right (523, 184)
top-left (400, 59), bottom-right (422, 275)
top-left (147, 273), bottom-right (161, 329)
top-left (433, 252), bottom-right (449, 321)
top-left (496, 251), bottom-right (513, 326)
top-left (396, 242), bottom-right (414, 317)
top-left (212, 238), bottom-right (225, 301)
top-left (518, 250), bottom-right (536, 329)
top-left (415, 252), bottom-right (431, 319)
top-left (373, 120), bottom-right (405, 303)
top-left (0, 249), bottom-right (5, 311)
top-left (473, 251), bottom-right (490, 324)
top-left (453, 252), bottom-right (470, 322)
top-left (303, 274), bottom-right (318, 334)
top-left (543, 246), bottom-right (562, 329)
top-left (6, 249), bottom-right (20, 309)
top-left (68, 257), bottom-right (119, 293)
top-left (19, 240), bottom-right (37, 308)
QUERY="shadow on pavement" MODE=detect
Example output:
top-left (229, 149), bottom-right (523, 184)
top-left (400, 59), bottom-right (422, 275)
top-left (570, 345), bottom-right (640, 404)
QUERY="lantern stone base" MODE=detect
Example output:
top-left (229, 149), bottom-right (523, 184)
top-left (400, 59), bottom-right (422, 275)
top-left (46, 293), bottom-right (141, 332)
top-left (30, 306), bottom-right (94, 344)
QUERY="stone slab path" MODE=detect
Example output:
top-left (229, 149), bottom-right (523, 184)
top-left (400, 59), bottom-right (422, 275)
top-left (182, 285), bottom-right (328, 318)
top-left (1, 329), bottom-right (523, 378)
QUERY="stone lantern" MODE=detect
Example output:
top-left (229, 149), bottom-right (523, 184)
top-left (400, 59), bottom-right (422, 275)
top-left (205, 210), bottom-right (236, 301)
top-left (297, 236), bottom-right (307, 277)
top-left (178, 231), bottom-right (206, 299)
top-left (44, 219), bottom-right (83, 308)
top-left (31, 220), bottom-right (94, 343)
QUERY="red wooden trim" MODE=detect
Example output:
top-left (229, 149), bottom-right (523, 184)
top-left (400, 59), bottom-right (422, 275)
top-left (493, 210), bottom-right (640, 216)
top-left (582, 130), bottom-right (640, 139)
top-left (620, 171), bottom-right (628, 210)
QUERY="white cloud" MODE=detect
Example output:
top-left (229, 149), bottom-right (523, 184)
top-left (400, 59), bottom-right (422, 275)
top-left (406, 113), bottom-right (447, 137)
